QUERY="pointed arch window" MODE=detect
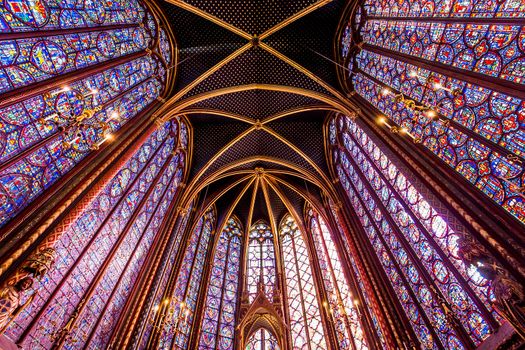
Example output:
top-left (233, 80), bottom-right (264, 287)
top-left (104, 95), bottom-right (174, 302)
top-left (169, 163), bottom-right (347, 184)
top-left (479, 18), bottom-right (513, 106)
top-left (306, 207), bottom-right (369, 350)
top-left (327, 201), bottom-right (388, 349)
top-left (139, 201), bottom-right (195, 350)
top-left (0, 0), bottom-right (174, 228)
top-left (344, 1), bottom-right (525, 225)
top-left (198, 217), bottom-right (242, 350)
top-left (280, 214), bottom-right (328, 350)
top-left (158, 206), bottom-right (216, 350)
top-left (4, 119), bottom-right (186, 348)
top-left (329, 114), bottom-right (498, 348)
top-left (247, 221), bottom-right (276, 302)
top-left (245, 328), bottom-right (280, 350)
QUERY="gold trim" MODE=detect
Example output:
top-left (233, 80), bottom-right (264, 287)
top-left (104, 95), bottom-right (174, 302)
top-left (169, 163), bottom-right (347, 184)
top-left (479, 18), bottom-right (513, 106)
top-left (181, 156), bottom-right (329, 210)
top-left (259, 0), bottom-right (333, 40)
top-left (260, 125), bottom-right (335, 197)
top-left (160, 84), bottom-right (355, 122)
top-left (261, 105), bottom-right (339, 124)
top-left (182, 125), bottom-right (256, 197)
top-left (246, 177), bottom-right (260, 234)
top-left (152, 43), bottom-right (253, 119)
top-left (163, 0), bottom-right (252, 40)
top-left (263, 169), bottom-right (337, 202)
top-left (266, 178), bottom-right (308, 240)
top-left (163, 105), bottom-right (340, 125)
top-left (193, 175), bottom-right (255, 220)
top-left (170, 108), bottom-right (255, 124)
top-left (259, 43), bottom-right (359, 112)
top-left (260, 177), bottom-right (279, 240)
top-left (268, 174), bottom-right (330, 220)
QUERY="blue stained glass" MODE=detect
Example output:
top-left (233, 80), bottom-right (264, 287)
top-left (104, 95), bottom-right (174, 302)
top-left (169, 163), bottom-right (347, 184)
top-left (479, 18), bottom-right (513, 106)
top-left (158, 207), bottom-right (215, 350)
top-left (281, 214), bottom-right (328, 350)
top-left (0, 0), bottom-right (171, 229)
top-left (352, 70), bottom-right (525, 224)
top-left (4, 121), bottom-right (180, 348)
top-left (307, 208), bottom-right (369, 350)
top-left (1, 0), bottom-right (145, 32)
top-left (197, 217), bottom-right (241, 350)
top-left (329, 114), bottom-right (499, 346)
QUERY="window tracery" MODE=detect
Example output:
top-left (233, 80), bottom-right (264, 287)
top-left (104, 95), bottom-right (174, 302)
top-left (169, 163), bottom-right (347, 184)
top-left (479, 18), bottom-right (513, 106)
top-left (306, 207), bottom-right (369, 350)
top-left (4, 119), bottom-right (185, 349)
top-left (346, 0), bottom-right (525, 225)
top-left (280, 214), bottom-right (328, 350)
top-left (198, 217), bottom-right (242, 350)
top-left (245, 327), bottom-right (280, 350)
top-left (158, 207), bottom-right (215, 350)
top-left (0, 0), bottom-right (172, 228)
top-left (247, 221), bottom-right (276, 302)
top-left (329, 114), bottom-right (498, 348)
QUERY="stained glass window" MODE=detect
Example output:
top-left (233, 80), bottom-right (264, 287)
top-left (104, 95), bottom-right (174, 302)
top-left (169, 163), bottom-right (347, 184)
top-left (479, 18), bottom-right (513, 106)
top-left (306, 207), bottom-right (369, 350)
top-left (329, 114), bottom-right (499, 348)
top-left (345, 0), bottom-right (525, 225)
top-left (157, 207), bottom-right (215, 350)
top-left (137, 201), bottom-right (194, 350)
top-left (0, 0), bottom-right (172, 228)
top-left (245, 328), bottom-right (280, 350)
top-left (280, 214), bottom-right (328, 350)
top-left (247, 221), bottom-right (276, 302)
top-left (4, 120), bottom-right (183, 348)
top-left (328, 202), bottom-right (388, 349)
top-left (198, 217), bottom-right (242, 350)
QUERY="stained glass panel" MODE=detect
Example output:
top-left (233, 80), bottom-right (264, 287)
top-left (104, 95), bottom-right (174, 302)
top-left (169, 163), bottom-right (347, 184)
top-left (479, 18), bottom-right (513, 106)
top-left (4, 120), bottom-right (180, 348)
top-left (329, 113), bottom-right (500, 348)
top-left (198, 217), bottom-right (242, 350)
top-left (307, 208), bottom-right (369, 350)
top-left (0, 0), bottom-right (171, 229)
top-left (245, 328), bottom-right (280, 350)
top-left (280, 214), bottom-right (327, 350)
top-left (158, 207), bottom-right (215, 350)
top-left (247, 221), bottom-right (276, 302)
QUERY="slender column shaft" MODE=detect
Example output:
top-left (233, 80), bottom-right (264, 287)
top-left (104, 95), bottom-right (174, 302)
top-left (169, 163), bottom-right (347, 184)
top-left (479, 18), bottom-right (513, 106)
top-left (340, 138), bottom-right (475, 348)
top-left (353, 95), bottom-right (525, 278)
top-left (344, 126), bottom-right (498, 328)
top-left (109, 202), bottom-right (189, 349)
top-left (334, 188), bottom-right (419, 349)
top-left (17, 122), bottom-right (165, 343)
top-left (322, 207), bottom-right (384, 350)
top-left (53, 146), bottom-right (174, 349)
top-left (0, 103), bottom-right (158, 278)
top-left (301, 220), bottom-right (342, 350)
top-left (146, 208), bottom-right (202, 349)
top-left (83, 152), bottom-right (177, 347)
top-left (340, 163), bottom-right (445, 349)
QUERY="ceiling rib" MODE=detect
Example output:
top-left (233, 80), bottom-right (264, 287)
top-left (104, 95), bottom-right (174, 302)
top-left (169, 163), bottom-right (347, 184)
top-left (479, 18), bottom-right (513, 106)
top-left (163, 0), bottom-right (252, 39)
top-left (160, 84), bottom-right (355, 119)
top-left (259, 43), bottom-right (357, 112)
top-left (259, 0), bottom-right (333, 40)
top-left (159, 0), bottom-right (348, 225)
top-left (181, 156), bottom-right (331, 210)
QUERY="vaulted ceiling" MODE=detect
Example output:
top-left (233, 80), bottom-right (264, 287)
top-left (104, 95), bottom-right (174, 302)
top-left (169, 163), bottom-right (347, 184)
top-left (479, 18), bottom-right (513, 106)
top-left (155, 0), bottom-right (358, 225)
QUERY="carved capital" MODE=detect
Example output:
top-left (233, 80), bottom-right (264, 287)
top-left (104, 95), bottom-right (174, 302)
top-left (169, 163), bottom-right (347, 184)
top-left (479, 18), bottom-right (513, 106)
top-left (23, 247), bottom-right (56, 279)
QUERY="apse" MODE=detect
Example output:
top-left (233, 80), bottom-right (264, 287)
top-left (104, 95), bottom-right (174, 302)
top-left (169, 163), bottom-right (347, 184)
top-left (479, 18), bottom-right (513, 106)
top-left (0, 0), bottom-right (524, 349)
